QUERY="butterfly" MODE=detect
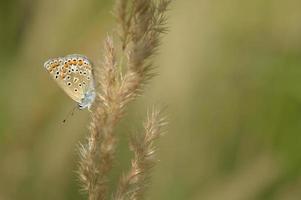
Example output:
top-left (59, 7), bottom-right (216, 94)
top-left (43, 54), bottom-right (96, 110)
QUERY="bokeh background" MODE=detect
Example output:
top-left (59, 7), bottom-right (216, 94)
top-left (1, 0), bottom-right (301, 199)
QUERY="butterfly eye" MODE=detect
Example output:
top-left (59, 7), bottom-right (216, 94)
top-left (79, 83), bottom-right (82, 87)
top-left (74, 88), bottom-right (78, 92)
top-left (67, 82), bottom-right (72, 86)
top-left (67, 76), bottom-right (71, 80)
top-left (55, 75), bottom-right (59, 79)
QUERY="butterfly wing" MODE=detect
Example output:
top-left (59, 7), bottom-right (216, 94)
top-left (44, 54), bottom-right (94, 104)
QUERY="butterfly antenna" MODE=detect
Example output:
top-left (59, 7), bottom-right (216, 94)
top-left (62, 105), bottom-right (78, 123)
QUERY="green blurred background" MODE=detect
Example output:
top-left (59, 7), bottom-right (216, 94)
top-left (1, 0), bottom-right (301, 199)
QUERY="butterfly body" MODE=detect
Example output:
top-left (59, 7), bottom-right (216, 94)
top-left (44, 54), bottom-right (95, 110)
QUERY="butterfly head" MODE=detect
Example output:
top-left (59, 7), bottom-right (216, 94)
top-left (78, 89), bottom-right (96, 110)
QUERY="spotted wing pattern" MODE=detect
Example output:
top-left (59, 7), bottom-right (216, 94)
top-left (44, 54), bottom-right (94, 104)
